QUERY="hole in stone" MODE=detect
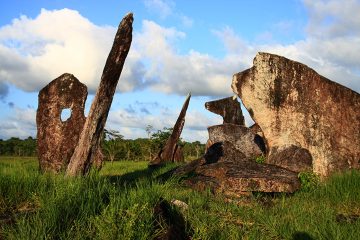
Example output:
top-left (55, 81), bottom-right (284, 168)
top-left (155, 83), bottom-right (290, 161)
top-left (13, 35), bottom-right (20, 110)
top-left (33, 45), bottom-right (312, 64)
top-left (61, 108), bottom-right (72, 122)
top-left (238, 97), bottom-right (254, 127)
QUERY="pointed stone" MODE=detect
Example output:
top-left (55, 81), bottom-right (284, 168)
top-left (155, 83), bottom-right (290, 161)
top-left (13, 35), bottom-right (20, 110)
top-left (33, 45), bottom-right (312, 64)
top-left (66, 13), bottom-right (133, 176)
top-left (150, 93), bottom-right (191, 166)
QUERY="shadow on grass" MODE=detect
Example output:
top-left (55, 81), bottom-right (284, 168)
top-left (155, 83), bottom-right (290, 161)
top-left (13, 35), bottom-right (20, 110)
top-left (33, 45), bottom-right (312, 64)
top-left (105, 163), bottom-right (179, 188)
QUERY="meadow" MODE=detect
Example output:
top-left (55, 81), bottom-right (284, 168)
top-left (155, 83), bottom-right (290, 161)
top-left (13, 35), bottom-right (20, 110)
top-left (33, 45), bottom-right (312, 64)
top-left (0, 156), bottom-right (359, 239)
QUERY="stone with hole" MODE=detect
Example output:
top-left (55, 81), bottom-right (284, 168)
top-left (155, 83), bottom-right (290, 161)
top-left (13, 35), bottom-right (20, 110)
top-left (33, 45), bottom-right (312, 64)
top-left (36, 73), bottom-right (87, 173)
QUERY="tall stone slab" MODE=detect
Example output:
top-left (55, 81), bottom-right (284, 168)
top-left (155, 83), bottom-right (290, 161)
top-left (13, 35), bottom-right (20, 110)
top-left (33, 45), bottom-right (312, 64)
top-left (232, 52), bottom-right (360, 176)
top-left (66, 13), bottom-right (133, 176)
top-left (36, 73), bottom-right (87, 173)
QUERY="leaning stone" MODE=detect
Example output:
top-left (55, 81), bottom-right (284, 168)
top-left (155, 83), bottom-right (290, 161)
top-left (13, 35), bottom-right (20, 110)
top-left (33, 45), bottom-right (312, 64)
top-left (205, 96), bottom-right (245, 125)
top-left (232, 52), bottom-right (360, 177)
top-left (66, 13), bottom-right (133, 176)
top-left (267, 145), bottom-right (313, 173)
top-left (150, 93), bottom-right (191, 166)
top-left (36, 73), bottom-right (87, 173)
top-left (208, 124), bottom-right (266, 159)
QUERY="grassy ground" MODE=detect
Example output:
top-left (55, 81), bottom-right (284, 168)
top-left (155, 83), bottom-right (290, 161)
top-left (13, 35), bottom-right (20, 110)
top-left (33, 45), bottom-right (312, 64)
top-left (0, 157), bottom-right (359, 239)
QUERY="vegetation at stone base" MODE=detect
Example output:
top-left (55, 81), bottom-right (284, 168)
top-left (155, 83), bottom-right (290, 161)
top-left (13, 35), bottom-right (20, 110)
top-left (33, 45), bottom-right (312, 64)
top-left (254, 154), bottom-right (266, 164)
top-left (298, 171), bottom-right (320, 191)
top-left (0, 127), bottom-right (205, 162)
top-left (1, 157), bottom-right (360, 239)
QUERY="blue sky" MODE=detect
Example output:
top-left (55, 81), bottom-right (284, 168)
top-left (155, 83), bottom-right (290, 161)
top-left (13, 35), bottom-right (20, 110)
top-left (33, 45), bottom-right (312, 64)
top-left (0, 0), bottom-right (359, 142)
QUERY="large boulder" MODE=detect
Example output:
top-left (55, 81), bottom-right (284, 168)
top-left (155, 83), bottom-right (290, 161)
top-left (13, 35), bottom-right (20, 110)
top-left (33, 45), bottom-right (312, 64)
top-left (232, 52), bottom-right (360, 176)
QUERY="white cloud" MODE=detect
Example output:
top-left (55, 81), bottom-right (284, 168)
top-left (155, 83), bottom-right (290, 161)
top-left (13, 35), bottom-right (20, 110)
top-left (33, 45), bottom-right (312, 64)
top-left (144, 0), bottom-right (175, 19)
top-left (135, 20), bottom-right (247, 96)
top-left (0, 107), bottom-right (36, 139)
top-left (304, 0), bottom-right (360, 38)
top-left (0, 8), bottom-right (146, 94)
top-left (1, 2), bottom-right (360, 142)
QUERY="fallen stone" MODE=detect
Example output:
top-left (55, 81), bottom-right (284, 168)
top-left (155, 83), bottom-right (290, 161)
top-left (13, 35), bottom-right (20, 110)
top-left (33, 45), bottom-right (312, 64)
top-left (208, 124), bottom-right (265, 159)
top-left (150, 94), bottom-right (191, 166)
top-left (232, 52), bottom-right (360, 177)
top-left (174, 142), bottom-right (300, 194)
top-left (205, 96), bottom-right (245, 125)
top-left (267, 145), bottom-right (313, 172)
top-left (189, 161), bottom-right (300, 194)
top-left (36, 73), bottom-right (87, 173)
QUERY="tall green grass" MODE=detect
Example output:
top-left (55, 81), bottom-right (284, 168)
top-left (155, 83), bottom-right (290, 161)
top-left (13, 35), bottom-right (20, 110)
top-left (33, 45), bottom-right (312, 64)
top-left (1, 157), bottom-right (359, 239)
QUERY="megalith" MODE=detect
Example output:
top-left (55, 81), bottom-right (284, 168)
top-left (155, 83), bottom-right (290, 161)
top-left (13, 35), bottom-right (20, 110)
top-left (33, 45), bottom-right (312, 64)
top-left (66, 13), bottom-right (134, 176)
top-left (232, 52), bottom-right (360, 176)
top-left (205, 96), bottom-right (245, 125)
top-left (173, 141), bottom-right (301, 195)
top-left (36, 73), bottom-right (87, 173)
top-left (207, 124), bottom-right (265, 159)
top-left (149, 93), bottom-right (191, 167)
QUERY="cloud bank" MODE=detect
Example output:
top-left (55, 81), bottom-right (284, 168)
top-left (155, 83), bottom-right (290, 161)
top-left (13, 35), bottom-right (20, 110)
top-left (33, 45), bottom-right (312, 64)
top-left (0, 0), bottom-right (359, 141)
top-left (1, 1), bottom-right (359, 99)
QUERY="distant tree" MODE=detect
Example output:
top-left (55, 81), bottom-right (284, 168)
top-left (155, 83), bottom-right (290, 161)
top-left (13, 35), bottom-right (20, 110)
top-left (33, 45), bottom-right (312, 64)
top-left (145, 125), bottom-right (154, 138)
top-left (150, 127), bottom-right (173, 152)
top-left (192, 141), bottom-right (203, 158)
top-left (102, 129), bottom-right (125, 163)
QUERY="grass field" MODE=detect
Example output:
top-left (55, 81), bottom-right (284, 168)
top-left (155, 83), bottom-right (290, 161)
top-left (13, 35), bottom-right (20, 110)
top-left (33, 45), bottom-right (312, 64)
top-left (0, 157), bottom-right (360, 239)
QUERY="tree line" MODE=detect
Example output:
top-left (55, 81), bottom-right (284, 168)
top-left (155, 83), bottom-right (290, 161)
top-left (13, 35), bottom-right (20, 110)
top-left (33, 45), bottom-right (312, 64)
top-left (0, 127), bottom-right (205, 161)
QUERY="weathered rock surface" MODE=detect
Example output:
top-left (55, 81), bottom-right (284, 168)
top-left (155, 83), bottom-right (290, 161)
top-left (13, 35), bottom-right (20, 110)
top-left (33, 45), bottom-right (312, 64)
top-left (37, 73), bottom-right (87, 173)
top-left (205, 96), bottom-right (245, 125)
top-left (267, 145), bottom-right (312, 173)
top-left (232, 52), bottom-right (360, 176)
top-left (208, 124), bottom-right (265, 159)
top-left (66, 13), bottom-right (133, 176)
top-left (174, 142), bottom-right (300, 194)
top-left (150, 94), bottom-right (191, 167)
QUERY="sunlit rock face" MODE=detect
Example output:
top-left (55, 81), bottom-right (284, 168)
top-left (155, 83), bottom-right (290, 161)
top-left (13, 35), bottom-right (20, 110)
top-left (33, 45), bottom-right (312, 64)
top-left (37, 73), bottom-right (87, 173)
top-left (232, 52), bottom-right (360, 177)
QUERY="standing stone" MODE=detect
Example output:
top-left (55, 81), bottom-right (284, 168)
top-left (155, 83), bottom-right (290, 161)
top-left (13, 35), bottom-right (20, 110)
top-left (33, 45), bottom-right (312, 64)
top-left (149, 93), bottom-right (191, 166)
top-left (232, 52), bottom-right (360, 177)
top-left (205, 96), bottom-right (245, 125)
top-left (207, 124), bottom-right (265, 159)
top-left (36, 73), bottom-right (87, 173)
top-left (66, 13), bottom-right (133, 176)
